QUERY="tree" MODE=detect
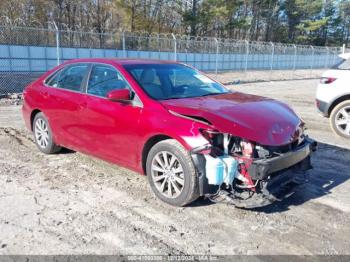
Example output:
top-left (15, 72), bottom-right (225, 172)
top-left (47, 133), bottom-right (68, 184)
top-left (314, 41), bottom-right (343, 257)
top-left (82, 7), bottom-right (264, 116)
top-left (182, 0), bottom-right (200, 35)
top-left (339, 0), bottom-right (350, 46)
top-left (282, 0), bottom-right (326, 44)
top-left (1, 0), bottom-right (349, 46)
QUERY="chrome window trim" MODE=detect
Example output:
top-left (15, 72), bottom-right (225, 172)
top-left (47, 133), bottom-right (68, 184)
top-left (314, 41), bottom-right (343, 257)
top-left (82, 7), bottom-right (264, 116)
top-left (42, 61), bottom-right (143, 108)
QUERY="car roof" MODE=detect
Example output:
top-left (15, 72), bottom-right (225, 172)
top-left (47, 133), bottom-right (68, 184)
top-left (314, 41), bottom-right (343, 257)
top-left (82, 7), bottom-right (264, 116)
top-left (339, 53), bottom-right (350, 60)
top-left (63, 58), bottom-right (180, 66)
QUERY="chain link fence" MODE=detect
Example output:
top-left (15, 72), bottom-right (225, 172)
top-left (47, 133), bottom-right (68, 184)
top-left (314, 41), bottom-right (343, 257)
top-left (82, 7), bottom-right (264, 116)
top-left (0, 26), bottom-right (347, 95)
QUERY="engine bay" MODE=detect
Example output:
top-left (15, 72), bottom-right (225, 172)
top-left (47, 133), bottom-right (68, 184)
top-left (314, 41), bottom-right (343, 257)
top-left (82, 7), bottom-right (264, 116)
top-left (191, 129), bottom-right (317, 208)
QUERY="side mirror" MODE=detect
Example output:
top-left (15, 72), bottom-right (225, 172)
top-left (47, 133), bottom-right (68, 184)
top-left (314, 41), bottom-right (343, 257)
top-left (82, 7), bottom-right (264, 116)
top-left (106, 89), bottom-right (131, 103)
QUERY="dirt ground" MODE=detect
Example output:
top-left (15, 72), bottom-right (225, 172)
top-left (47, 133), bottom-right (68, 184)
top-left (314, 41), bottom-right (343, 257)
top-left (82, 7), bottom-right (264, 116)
top-left (0, 79), bottom-right (349, 255)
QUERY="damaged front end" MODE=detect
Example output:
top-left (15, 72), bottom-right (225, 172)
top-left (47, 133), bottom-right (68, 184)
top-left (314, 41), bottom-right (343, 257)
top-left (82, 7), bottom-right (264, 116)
top-left (190, 129), bottom-right (317, 209)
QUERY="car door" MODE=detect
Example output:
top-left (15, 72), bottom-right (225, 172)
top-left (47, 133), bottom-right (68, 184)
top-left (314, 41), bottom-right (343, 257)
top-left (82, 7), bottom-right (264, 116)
top-left (80, 63), bottom-right (143, 167)
top-left (43, 63), bottom-right (90, 150)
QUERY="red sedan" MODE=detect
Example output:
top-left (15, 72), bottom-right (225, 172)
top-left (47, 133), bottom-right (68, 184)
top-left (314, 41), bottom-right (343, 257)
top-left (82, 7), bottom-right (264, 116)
top-left (22, 59), bottom-right (316, 208)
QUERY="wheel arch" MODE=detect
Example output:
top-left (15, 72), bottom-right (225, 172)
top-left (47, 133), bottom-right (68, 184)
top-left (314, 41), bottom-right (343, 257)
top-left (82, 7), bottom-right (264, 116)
top-left (141, 134), bottom-right (192, 175)
top-left (328, 94), bottom-right (350, 116)
top-left (30, 109), bottom-right (42, 131)
top-left (141, 134), bottom-right (173, 175)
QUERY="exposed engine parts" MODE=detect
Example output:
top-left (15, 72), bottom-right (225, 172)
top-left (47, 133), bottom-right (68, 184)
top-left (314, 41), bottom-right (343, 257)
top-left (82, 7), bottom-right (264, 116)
top-left (191, 130), bottom-right (317, 208)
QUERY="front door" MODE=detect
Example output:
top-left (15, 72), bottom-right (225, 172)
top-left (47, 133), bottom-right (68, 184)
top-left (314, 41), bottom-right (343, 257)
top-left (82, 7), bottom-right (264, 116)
top-left (80, 64), bottom-right (143, 167)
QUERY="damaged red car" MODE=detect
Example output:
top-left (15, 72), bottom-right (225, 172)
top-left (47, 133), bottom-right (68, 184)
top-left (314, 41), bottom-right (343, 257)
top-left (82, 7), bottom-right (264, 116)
top-left (22, 59), bottom-right (317, 208)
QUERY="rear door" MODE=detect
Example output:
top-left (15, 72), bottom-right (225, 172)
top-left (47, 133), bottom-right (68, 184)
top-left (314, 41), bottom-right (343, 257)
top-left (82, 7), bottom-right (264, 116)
top-left (80, 63), bottom-right (143, 166)
top-left (43, 63), bottom-right (90, 150)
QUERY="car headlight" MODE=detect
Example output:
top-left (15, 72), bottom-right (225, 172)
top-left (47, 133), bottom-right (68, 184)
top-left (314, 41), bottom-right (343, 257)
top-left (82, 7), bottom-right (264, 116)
top-left (294, 123), bottom-right (306, 145)
top-left (199, 128), bottom-right (256, 158)
top-left (199, 128), bottom-right (222, 142)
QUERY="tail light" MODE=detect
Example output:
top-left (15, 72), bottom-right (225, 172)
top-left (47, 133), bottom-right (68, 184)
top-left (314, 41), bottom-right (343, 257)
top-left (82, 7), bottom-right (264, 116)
top-left (320, 77), bottom-right (336, 84)
top-left (315, 99), bottom-right (320, 107)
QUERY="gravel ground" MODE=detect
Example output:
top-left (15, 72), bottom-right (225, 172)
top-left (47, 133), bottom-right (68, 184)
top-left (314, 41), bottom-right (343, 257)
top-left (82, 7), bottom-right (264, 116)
top-left (0, 79), bottom-right (349, 255)
top-left (207, 69), bottom-right (325, 84)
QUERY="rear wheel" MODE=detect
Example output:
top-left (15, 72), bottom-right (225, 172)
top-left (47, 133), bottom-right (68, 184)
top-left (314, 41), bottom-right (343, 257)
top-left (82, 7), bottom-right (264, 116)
top-left (330, 100), bottom-right (350, 139)
top-left (146, 139), bottom-right (199, 206)
top-left (33, 112), bottom-right (61, 154)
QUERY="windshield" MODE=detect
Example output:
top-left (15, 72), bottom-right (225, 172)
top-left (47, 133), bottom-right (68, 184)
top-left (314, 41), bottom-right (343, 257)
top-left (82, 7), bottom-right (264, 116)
top-left (332, 59), bottom-right (350, 70)
top-left (123, 63), bottom-right (229, 100)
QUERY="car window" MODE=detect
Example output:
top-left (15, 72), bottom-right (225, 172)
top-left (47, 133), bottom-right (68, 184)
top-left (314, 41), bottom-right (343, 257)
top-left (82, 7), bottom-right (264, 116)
top-left (124, 63), bottom-right (229, 100)
top-left (87, 65), bottom-right (129, 97)
top-left (338, 59), bottom-right (350, 70)
top-left (169, 69), bottom-right (203, 86)
top-left (56, 65), bottom-right (89, 91)
top-left (332, 59), bottom-right (350, 70)
top-left (45, 68), bottom-right (63, 87)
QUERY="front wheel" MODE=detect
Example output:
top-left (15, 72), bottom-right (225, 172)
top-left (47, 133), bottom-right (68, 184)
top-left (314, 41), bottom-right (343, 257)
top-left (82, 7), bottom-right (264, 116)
top-left (33, 112), bottom-right (61, 154)
top-left (146, 139), bottom-right (199, 206)
top-left (330, 100), bottom-right (350, 139)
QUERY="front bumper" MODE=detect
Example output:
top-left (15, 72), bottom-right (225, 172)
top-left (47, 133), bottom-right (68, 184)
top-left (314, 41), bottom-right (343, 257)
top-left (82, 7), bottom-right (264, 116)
top-left (315, 99), bottom-right (329, 117)
top-left (248, 138), bottom-right (317, 180)
top-left (221, 169), bottom-right (309, 209)
top-left (191, 138), bottom-right (317, 208)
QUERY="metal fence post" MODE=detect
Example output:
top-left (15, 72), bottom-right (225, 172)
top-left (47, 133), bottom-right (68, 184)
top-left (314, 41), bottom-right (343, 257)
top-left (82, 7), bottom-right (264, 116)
top-left (122, 31), bottom-right (126, 58)
top-left (293, 44), bottom-right (297, 70)
top-left (157, 34), bottom-right (161, 60)
top-left (75, 46), bottom-right (79, 59)
top-left (292, 44), bottom-right (297, 79)
top-left (269, 42), bottom-right (274, 80)
top-left (7, 45), bottom-right (12, 72)
top-left (171, 33), bottom-right (177, 61)
top-left (114, 32), bottom-right (120, 57)
top-left (310, 45), bottom-right (314, 78)
top-left (53, 21), bottom-right (60, 65)
top-left (244, 40), bottom-right (249, 72)
top-left (270, 42), bottom-right (274, 71)
top-left (214, 38), bottom-right (219, 75)
top-left (44, 46), bottom-right (48, 71)
top-left (27, 45), bottom-right (32, 72)
top-left (114, 33), bottom-right (118, 57)
top-left (332, 50), bottom-right (336, 65)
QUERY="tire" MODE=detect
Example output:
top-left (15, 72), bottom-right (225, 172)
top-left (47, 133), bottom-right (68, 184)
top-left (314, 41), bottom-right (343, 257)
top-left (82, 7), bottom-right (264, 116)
top-left (330, 100), bottom-right (350, 139)
top-left (33, 112), bottom-right (61, 154)
top-left (146, 139), bottom-right (199, 206)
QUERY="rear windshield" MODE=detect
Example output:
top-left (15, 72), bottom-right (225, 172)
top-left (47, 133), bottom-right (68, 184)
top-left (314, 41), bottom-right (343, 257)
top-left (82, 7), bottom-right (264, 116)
top-left (123, 63), bottom-right (229, 100)
top-left (332, 59), bottom-right (350, 70)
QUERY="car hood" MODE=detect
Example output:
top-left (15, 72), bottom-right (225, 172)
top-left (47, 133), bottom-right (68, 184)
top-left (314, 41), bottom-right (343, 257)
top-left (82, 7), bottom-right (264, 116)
top-left (160, 92), bottom-right (302, 146)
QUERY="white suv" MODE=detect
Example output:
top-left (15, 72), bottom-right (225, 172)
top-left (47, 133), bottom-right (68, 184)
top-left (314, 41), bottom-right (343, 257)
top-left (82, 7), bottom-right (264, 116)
top-left (316, 53), bottom-right (350, 138)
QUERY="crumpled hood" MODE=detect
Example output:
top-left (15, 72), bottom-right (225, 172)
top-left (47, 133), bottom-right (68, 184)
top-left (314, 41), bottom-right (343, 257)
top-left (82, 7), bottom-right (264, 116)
top-left (161, 92), bottom-right (302, 146)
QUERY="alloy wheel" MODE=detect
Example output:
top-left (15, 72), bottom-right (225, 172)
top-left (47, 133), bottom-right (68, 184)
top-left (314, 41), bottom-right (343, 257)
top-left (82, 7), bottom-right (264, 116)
top-left (335, 106), bottom-right (350, 136)
top-left (151, 151), bottom-right (185, 198)
top-left (34, 118), bottom-right (49, 149)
